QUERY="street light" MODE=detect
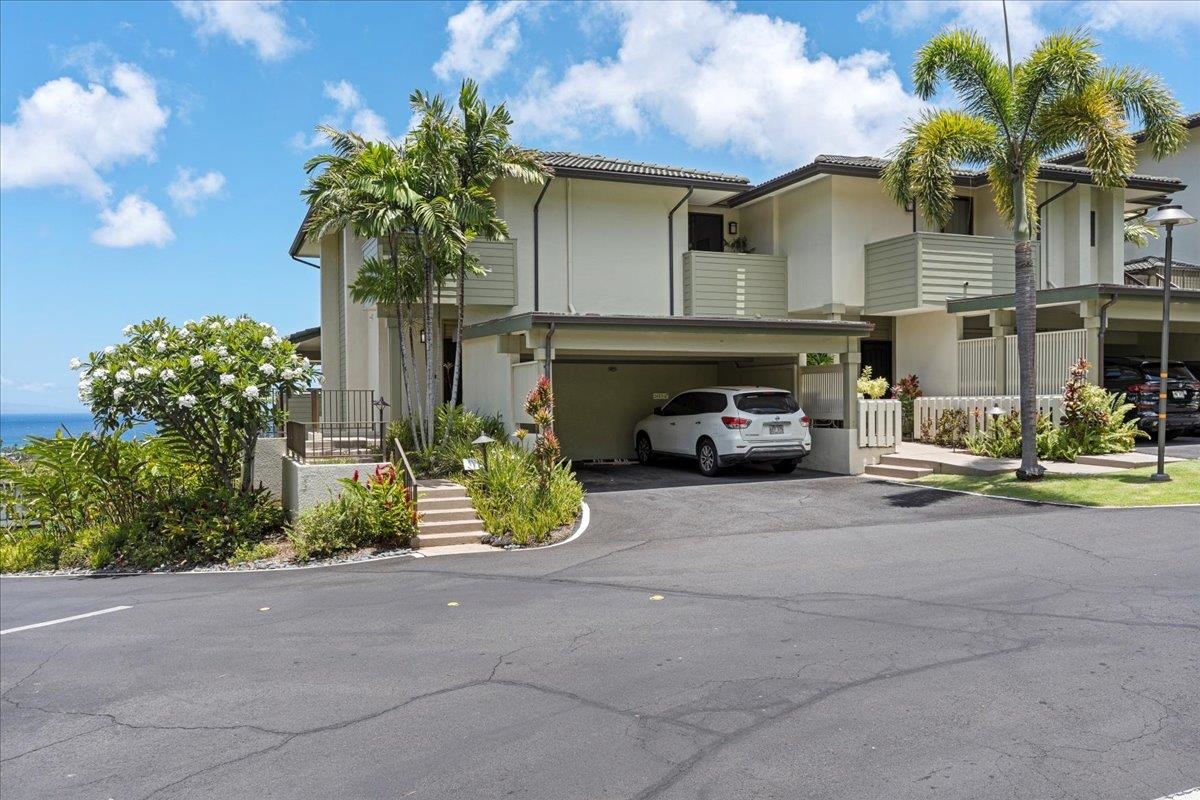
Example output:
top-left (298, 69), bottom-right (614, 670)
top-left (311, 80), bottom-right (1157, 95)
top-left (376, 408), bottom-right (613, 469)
top-left (1142, 203), bottom-right (1196, 482)
top-left (472, 434), bottom-right (496, 471)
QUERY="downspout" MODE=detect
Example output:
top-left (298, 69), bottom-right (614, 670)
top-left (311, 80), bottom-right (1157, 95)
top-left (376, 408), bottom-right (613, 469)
top-left (566, 179), bottom-right (577, 314)
top-left (532, 177), bottom-right (553, 312)
top-left (543, 323), bottom-right (556, 382)
top-left (1098, 293), bottom-right (1118, 370)
top-left (667, 188), bottom-right (694, 316)
top-left (1035, 181), bottom-right (1078, 289)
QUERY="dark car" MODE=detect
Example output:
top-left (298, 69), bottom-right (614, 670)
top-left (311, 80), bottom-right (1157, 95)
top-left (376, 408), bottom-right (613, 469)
top-left (1103, 358), bottom-right (1200, 437)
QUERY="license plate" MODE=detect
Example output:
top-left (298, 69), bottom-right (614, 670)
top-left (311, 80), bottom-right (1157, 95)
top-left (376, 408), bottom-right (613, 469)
top-left (767, 423), bottom-right (784, 434)
top-left (1171, 390), bottom-right (1186, 401)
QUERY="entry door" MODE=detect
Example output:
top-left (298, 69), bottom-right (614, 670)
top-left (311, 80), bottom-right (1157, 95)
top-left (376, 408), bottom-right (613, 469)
top-left (860, 340), bottom-right (894, 386)
top-left (442, 332), bottom-right (462, 406)
top-left (688, 213), bottom-right (724, 252)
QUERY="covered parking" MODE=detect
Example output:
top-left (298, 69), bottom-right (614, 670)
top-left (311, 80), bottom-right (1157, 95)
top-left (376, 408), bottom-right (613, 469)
top-left (462, 312), bottom-right (875, 474)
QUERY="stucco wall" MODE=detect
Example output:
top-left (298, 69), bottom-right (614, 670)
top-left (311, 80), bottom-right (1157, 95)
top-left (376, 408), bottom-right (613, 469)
top-left (282, 457), bottom-right (388, 519)
top-left (251, 437), bottom-right (286, 500)
top-left (319, 232), bottom-right (344, 389)
top-left (1127, 126), bottom-right (1199, 265)
top-left (895, 310), bottom-right (962, 396)
top-left (776, 177), bottom-right (834, 313)
top-left (463, 336), bottom-right (517, 430)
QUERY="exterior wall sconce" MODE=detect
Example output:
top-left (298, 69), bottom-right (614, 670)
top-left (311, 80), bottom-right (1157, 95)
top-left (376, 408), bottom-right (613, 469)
top-left (727, 221), bottom-right (738, 235)
top-left (904, 200), bottom-right (916, 213)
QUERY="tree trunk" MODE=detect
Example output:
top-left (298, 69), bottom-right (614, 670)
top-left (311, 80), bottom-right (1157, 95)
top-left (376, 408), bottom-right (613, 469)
top-left (239, 424), bottom-right (260, 494)
top-left (448, 253), bottom-right (466, 418)
top-left (423, 257), bottom-right (436, 446)
top-left (401, 301), bottom-right (424, 450)
top-left (1012, 175), bottom-right (1045, 480)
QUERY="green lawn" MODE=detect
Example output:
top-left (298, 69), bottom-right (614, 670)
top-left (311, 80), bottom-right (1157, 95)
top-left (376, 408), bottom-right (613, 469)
top-left (915, 460), bottom-right (1200, 507)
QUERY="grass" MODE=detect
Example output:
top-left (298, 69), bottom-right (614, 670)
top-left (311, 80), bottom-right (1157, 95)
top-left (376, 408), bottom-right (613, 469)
top-left (915, 460), bottom-right (1200, 507)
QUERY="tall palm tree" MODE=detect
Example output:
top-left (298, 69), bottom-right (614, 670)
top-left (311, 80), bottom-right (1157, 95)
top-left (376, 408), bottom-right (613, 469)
top-left (882, 30), bottom-right (1184, 479)
top-left (446, 80), bottom-right (548, 417)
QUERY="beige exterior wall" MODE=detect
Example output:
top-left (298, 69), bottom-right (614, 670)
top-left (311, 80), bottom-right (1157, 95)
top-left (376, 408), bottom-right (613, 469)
top-left (1127, 125), bottom-right (1200, 265)
top-left (895, 310), bottom-right (962, 396)
top-left (318, 232), bottom-right (344, 390)
top-left (776, 176), bottom-right (833, 312)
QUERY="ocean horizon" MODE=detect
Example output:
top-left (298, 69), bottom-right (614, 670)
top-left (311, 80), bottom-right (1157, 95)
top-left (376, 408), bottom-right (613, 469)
top-left (0, 412), bottom-right (154, 450)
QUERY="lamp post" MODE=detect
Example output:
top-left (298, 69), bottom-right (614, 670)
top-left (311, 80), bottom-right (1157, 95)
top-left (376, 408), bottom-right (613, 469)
top-left (1142, 203), bottom-right (1196, 482)
top-left (473, 434), bottom-right (496, 471)
top-left (989, 405), bottom-right (1003, 430)
top-left (373, 395), bottom-right (390, 447)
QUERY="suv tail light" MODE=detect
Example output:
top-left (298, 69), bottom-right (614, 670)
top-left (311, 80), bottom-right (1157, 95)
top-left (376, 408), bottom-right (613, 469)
top-left (721, 416), bottom-right (751, 429)
top-left (800, 416), bottom-right (811, 427)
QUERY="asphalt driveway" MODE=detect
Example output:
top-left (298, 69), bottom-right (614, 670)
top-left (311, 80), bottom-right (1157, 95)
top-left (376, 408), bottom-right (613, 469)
top-left (2, 468), bottom-right (1198, 800)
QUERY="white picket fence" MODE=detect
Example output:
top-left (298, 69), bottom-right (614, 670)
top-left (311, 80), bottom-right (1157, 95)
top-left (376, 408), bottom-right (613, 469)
top-left (956, 329), bottom-right (1089, 395)
top-left (915, 395), bottom-right (1064, 438)
top-left (858, 399), bottom-right (902, 448)
top-left (798, 364), bottom-right (843, 421)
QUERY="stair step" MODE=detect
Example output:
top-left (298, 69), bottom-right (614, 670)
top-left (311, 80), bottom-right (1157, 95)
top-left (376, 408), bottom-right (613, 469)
top-left (414, 530), bottom-right (488, 548)
top-left (417, 519), bottom-right (486, 535)
top-left (418, 494), bottom-right (473, 508)
top-left (879, 454), bottom-right (937, 469)
top-left (417, 485), bottom-right (468, 500)
top-left (419, 508), bottom-right (480, 523)
top-left (865, 464), bottom-right (934, 479)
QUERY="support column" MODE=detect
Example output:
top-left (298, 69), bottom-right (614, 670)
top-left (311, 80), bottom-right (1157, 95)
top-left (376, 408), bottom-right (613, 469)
top-left (989, 310), bottom-right (1015, 394)
top-left (841, 350), bottom-right (861, 431)
top-left (1081, 300), bottom-right (1102, 384)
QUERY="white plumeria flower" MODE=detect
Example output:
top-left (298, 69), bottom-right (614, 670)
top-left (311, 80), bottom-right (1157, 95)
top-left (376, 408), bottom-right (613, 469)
top-left (122, 324), bottom-right (134, 335)
top-left (217, 346), bottom-right (228, 357)
top-left (69, 357), bottom-right (82, 370)
top-left (150, 331), bottom-right (162, 341)
top-left (156, 341), bottom-right (167, 353)
top-left (177, 394), bottom-right (198, 409)
top-left (113, 386), bottom-right (126, 400)
top-left (259, 363), bottom-right (276, 376)
top-left (243, 385), bottom-right (260, 399)
top-left (134, 367), bottom-right (151, 379)
top-left (115, 369), bottom-right (132, 382)
top-left (189, 355), bottom-right (204, 368)
top-left (261, 336), bottom-right (274, 348)
top-left (209, 320), bottom-right (223, 330)
top-left (280, 368), bottom-right (295, 380)
top-left (220, 373), bottom-right (236, 385)
top-left (104, 345), bottom-right (116, 355)
top-left (220, 395), bottom-right (232, 408)
top-left (160, 368), bottom-right (176, 381)
top-left (179, 328), bottom-right (192, 340)
top-left (224, 318), bottom-right (237, 328)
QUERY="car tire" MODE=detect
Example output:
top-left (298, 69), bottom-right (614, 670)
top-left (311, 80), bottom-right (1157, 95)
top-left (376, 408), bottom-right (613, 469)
top-left (696, 438), bottom-right (721, 477)
top-left (635, 433), bottom-right (654, 465)
top-left (772, 458), bottom-right (799, 474)
top-left (1165, 430), bottom-right (1180, 441)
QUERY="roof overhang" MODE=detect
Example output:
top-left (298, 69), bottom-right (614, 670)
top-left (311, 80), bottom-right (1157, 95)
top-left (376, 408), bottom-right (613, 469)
top-left (464, 312), bottom-right (874, 340)
top-left (946, 283), bottom-right (1200, 314)
top-left (290, 207), bottom-right (320, 261)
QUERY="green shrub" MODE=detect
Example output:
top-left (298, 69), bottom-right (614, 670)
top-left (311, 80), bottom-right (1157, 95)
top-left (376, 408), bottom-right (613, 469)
top-left (227, 540), bottom-right (281, 565)
top-left (466, 446), bottom-right (583, 546)
top-left (890, 374), bottom-right (922, 439)
top-left (922, 407), bottom-right (968, 448)
top-left (1043, 376), bottom-right (1145, 461)
top-left (0, 530), bottom-right (63, 573)
top-left (388, 404), bottom-right (505, 478)
top-left (965, 410), bottom-right (1055, 458)
top-left (58, 525), bottom-right (123, 570)
top-left (288, 464), bottom-right (417, 560)
top-left (857, 366), bottom-right (889, 399)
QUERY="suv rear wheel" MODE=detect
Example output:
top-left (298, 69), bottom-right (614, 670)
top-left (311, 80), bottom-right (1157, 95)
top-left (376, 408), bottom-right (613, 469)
top-left (772, 458), bottom-right (799, 474)
top-left (697, 438), bottom-right (721, 477)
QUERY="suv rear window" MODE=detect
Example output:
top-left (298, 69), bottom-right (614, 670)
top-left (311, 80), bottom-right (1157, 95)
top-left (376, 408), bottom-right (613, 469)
top-left (1142, 364), bottom-right (1197, 381)
top-left (734, 392), bottom-right (799, 414)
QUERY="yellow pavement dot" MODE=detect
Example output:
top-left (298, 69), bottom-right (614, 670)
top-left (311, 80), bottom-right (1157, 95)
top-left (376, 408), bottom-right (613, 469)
top-left (447, 602), bottom-right (460, 607)
top-left (259, 607), bottom-right (270, 612)
top-left (649, 595), bottom-right (664, 601)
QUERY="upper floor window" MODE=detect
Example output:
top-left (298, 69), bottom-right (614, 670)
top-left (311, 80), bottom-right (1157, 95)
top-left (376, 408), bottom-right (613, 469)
top-left (941, 197), bottom-right (974, 235)
top-left (688, 212), bottom-right (724, 252)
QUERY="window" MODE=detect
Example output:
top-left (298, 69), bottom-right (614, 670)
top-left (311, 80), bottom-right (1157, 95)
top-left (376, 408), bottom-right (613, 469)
top-left (688, 213), bottom-right (724, 252)
top-left (1090, 211), bottom-right (1096, 247)
top-left (734, 391), bottom-right (800, 414)
top-left (697, 392), bottom-right (730, 413)
top-left (941, 197), bottom-right (973, 235)
top-left (659, 394), bottom-right (692, 416)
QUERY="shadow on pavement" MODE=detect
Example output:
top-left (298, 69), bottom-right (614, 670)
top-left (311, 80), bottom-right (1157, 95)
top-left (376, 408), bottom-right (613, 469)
top-left (572, 461), bottom-right (841, 493)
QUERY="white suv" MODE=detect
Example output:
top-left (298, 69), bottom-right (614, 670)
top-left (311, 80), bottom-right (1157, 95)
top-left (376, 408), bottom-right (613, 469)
top-left (634, 387), bottom-right (812, 476)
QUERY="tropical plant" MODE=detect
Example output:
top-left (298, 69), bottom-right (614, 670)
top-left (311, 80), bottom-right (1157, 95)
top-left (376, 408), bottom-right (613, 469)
top-left (891, 374), bottom-right (923, 438)
top-left (1124, 217), bottom-right (1159, 247)
top-left (857, 366), bottom-right (889, 399)
top-left (522, 375), bottom-right (561, 490)
top-left (72, 317), bottom-right (313, 493)
top-left (1044, 357), bottom-right (1145, 460)
top-left (882, 29), bottom-right (1185, 480)
top-left (387, 403), bottom-right (505, 478)
top-left (964, 409), bottom-right (1055, 458)
top-left (466, 446), bottom-right (583, 546)
top-left (723, 235), bottom-right (756, 254)
top-left (287, 464), bottom-right (418, 559)
top-left (922, 407), bottom-right (969, 449)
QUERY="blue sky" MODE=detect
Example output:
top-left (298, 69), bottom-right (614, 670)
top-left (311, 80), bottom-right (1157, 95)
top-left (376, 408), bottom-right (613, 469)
top-left (2, 0), bottom-right (1199, 411)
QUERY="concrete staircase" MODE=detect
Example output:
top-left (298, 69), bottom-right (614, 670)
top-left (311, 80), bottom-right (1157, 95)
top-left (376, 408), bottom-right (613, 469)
top-left (863, 453), bottom-right (934, 480)
top-left (415, 480), bottom-right (488, 548)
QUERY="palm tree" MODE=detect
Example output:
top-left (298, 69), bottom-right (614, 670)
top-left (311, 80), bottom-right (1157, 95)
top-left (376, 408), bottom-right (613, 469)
top-left (882, 29), bottom-right (1185, 479)
top-left (445, 80), bottom-right (548, 418)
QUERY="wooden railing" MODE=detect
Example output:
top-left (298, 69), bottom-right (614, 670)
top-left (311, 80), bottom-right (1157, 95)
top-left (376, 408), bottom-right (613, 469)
top-left (915, 395), bottom-right (1064, 438)
top-left (798, 364), bottom-right (843, 422)
top-left (391, 437), bottom-right (418, 507)
top-left (858, 399), bottom-right (902, 448)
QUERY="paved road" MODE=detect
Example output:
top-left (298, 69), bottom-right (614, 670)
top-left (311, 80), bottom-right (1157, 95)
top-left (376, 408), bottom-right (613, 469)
top-left (2, 466), bottom-right (1198, 800)
top-left (1136, 434), bottom-right (1200, 461)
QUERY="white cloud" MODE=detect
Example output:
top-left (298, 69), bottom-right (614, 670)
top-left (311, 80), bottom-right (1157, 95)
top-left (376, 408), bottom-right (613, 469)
top-left (857, 1), bottom-right (1046, 60)
top-left (92, 194), bottom-right (175, 248)
top-left (291, 79), bottom-right (390, 150)
top-left (1077, 1), bottom-right (1200, 43)
top-left (512, 2), bottom-right (923, 165)
top-left (167, 167), bottom-right (226, 215)
top-left (0, 376), bottom-right (56, 393)
top-left (434, 0), bottom-right (527, 82)
top-left (174, 0), bottom-right (300, 61)
top-left (0, 62), bottom-right (169, 201)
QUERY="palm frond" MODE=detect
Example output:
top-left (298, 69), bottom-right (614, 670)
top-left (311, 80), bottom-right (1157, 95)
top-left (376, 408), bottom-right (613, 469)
top-left (912, 29), bottom-right (1013, 134)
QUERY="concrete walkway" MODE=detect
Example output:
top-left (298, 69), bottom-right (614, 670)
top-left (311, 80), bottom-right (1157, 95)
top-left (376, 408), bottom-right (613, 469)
top-left (875, 441), bottom-right (1182, 478)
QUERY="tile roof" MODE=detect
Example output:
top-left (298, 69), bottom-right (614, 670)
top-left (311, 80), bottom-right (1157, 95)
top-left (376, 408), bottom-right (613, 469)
top-left (538, 151), bottom-right (749, 187)
top-left (1125, 255), bottom-right (1200, 272)
top-left (1050, 111), bottom-right (1200, 164)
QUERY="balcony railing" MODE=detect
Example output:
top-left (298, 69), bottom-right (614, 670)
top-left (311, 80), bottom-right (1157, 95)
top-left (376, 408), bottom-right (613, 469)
top-left (363, 238), bottom-right (517, 306)
top-left (864, 232), bottom-right (1039, 314)
top-left (285, 388), bottom-right (376, 426)
top-left (285, 420), bottom-right (386, 463)
top-left (682, 251), bottom-right (788, 317)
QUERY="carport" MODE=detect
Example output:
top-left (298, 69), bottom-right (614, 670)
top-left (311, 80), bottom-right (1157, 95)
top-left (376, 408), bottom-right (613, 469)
top-left (462, 312), bottom-right (875, 474)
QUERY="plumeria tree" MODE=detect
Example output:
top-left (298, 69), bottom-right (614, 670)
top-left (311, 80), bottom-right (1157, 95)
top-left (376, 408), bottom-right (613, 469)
top-left (73, 316), bottom-right (314, 493)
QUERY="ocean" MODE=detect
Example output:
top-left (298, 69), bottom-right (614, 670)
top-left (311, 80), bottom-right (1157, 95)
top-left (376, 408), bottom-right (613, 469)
top-left (0, 413), bottom-right (154, 450)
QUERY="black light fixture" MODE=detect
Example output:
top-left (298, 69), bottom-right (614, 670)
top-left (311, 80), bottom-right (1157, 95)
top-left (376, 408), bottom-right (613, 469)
top-left (727, 221), bottom-right (738, 235)
top-left (904, 199), bottom-right (916, 213)
top-left (1142, 202), bottom-right (1196, 482)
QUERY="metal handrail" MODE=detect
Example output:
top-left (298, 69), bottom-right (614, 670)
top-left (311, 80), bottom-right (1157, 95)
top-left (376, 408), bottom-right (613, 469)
top-left (391, 437), bottom-right (418, 510)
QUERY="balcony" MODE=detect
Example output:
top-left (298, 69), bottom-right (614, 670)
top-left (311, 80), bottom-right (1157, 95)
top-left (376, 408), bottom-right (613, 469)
top-left (864, 232), bottom-right (1038, 315)
top-left (682, 251), bottom-right (788, 317)
top-left (363, 238), bottom-right (517, 306)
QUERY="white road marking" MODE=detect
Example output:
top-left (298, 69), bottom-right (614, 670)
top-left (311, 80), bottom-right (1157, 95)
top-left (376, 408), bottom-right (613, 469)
top-left (0, 605), bottom-right (132, 635)
top-left (1152, 789), bottom-right (1199, 800)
